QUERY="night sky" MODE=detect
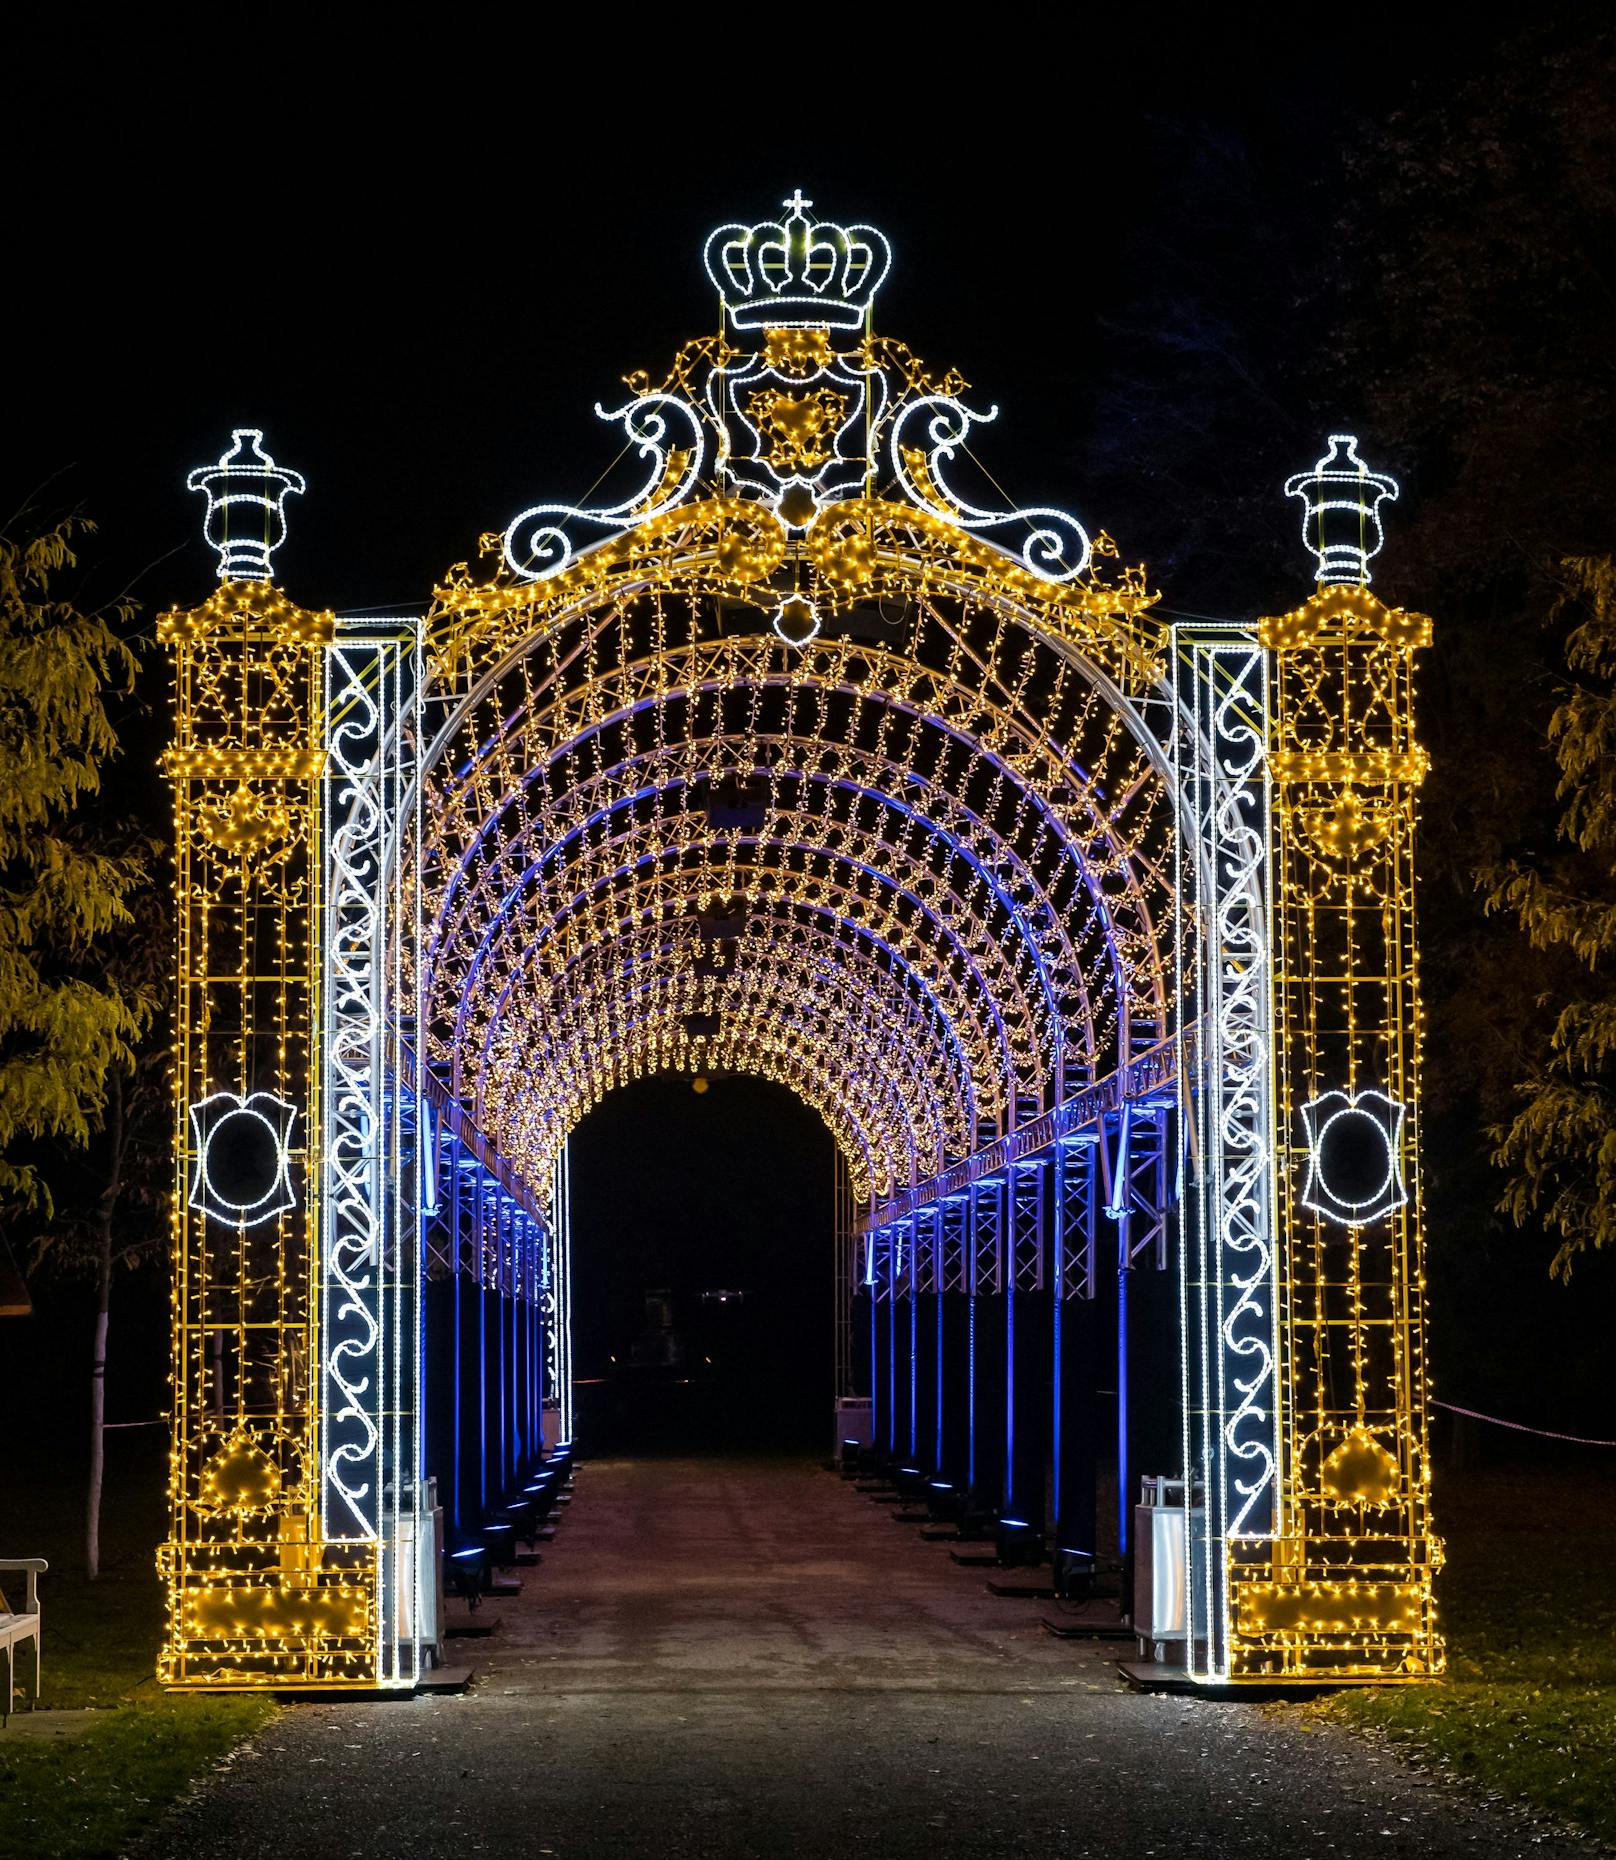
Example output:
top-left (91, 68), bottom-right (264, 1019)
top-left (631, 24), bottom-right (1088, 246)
top-left (13, 20), bottom-right (1484, 624)
top-left (9, 13), bottom-right (1612, 1445)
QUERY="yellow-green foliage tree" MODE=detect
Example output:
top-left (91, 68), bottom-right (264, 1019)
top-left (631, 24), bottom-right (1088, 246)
top-left (0, 510), bottom-right (150, 1208)
top-left (1489, 556), bottom-right (1616, 1277)
top-left (1, 509), bottom-right (160, 1576)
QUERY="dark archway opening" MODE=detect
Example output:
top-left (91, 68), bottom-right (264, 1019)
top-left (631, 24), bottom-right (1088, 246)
top-left (569, 1075), bottom-right (836, 1455)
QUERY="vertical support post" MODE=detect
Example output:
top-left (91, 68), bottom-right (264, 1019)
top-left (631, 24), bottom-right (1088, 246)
top-left (499, 1199), bottom-right (508, 1484)
top-left (832, 1146), bottom-right (855, 1403)
top-left (907, 1216), bottom-right (919, 1462)
top-left (1005, 1159), bottom-right (1047, 1527)
top-left (969, 1176), bottom-right (1006, 1509)
top-left (1099, 1105), bottom-right (1134, 1562)
top-left (477, 1174), bottom-right (489, 1515)
top-left (939, 1195), bottom-right (969, 1492)
top-left (1053, 1134), bottom-right (1098, 1565)
top-left (965, 1186), bottom-right (979, 1494)
top-left (913, 1206), bottom-right (940, 1476)
top-left (1253, 576), bottom-right (1440, 1680)
top-left (542, 1152), bottom-right (560, 1447)
top-left (453, 1169), bottom-right (467, 1534)
top-left (887, 1219), bottom-right (900, 1458)
top-left (867, 1225), bottom-right (891, 1460)
top-left (160, 575), bottom-right (357, 1686)
top-left (556, 1139), bottom-right (572, 1443)
top-left (320, 621), bottom-right (421, 1686)
top-left (933, 1212), bottom-right (944, 1473)
top-left (1174, 621), bottom-right (1279, 1681)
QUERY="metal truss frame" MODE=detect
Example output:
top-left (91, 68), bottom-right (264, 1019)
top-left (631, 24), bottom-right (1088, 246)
top-left (840, 629), bottom-right (1275, 1683)
top-left (859, 1034), bottom-right (1187, 1234)
top-left (913, 1205), bottom-right (941, 1296)
top-left (170, 594), bottom-right (1269, 1692)
top-left (1054, 1134), bottom-right (1099, 1304)
top-left (967, 1178), bottom-right (1003, 1297)
top-left (939, 1196), bottom-right (970, 1294)
top-left (546, 1141), bottom-right (573, 1444)
top-left (1009, 1160), bottom-right (1047, 1293)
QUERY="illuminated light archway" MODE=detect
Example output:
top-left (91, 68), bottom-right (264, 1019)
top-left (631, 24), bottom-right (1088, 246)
top-left (418, 618), bottom-right (1177, 1202)
top-left (158, 197), bottom-right (1439, 1693)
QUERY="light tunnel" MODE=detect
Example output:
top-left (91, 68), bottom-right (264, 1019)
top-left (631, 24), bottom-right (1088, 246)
top-left (406, 573), bottom-right (1186, 1607)
top-left (420, 615), bottom-right (1177, 1190)
top-left (158, 194), bottom-right (1440, 1693)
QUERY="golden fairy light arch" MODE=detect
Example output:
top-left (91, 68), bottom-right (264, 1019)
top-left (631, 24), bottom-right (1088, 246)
top-left (415, 573), bottom-right (1179, 1206)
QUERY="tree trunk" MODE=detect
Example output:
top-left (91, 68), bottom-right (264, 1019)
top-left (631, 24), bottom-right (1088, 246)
top-left (87, 1286), bottom-right (109, 1580)
top-left (86, 1068), bottom-right (125, 1582)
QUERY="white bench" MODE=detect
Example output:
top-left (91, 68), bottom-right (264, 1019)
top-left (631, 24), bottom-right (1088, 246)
top-left (0, 1558), bottom-right (47, 1726)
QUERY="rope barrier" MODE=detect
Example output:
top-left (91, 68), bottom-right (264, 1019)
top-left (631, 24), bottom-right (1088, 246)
top-left (1432, 1399), bottom-right (1616, 1448)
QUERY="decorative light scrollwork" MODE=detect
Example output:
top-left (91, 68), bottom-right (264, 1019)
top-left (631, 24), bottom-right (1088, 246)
top-left (890, 396), bottom-right (1092, 583)
top-left (502, 393), bottom-right (707, 581)
top-left (320, 634), bottom-right (416, 1546)
top-left (1211, 661), bottom-right (1278, 1541)
top-left (1174, 624), bottom-right (1278, 1615)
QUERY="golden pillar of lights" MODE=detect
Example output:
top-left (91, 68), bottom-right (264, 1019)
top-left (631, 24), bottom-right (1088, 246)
top-left (1230, 438), bottom-right (1443, 1679)
top-left (157, 434), bottom-right (374, 1686)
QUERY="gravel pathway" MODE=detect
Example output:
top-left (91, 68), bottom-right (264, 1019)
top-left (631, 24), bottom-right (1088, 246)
top-left (149, 1457), bottom-right (1598, 1858)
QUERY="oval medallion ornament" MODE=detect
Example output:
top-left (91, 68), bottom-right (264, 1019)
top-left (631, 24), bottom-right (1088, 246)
top-left (1298, 1089), bottom-right (1407, 1226)
top-left (188, 1090), bottom-right (298, 1227)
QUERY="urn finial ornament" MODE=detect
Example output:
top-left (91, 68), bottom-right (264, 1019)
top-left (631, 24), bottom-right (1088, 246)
top-left (187, 429), bottom-right (306, 581)
top-left (1285, 434), bottom-right (1399, 587)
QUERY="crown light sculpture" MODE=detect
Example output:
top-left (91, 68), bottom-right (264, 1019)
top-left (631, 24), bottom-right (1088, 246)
top-left (187, 428), bottom-right (306, 582)
top-left (705, 189), bottom-right (892, 329)
top-left (500, 191), bottom-right (1091, 587)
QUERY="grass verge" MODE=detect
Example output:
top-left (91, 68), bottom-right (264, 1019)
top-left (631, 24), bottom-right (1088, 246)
top-left (1325, 1461), bottom-right (1616, 1843)
top-left (0, 1434), bottom-right (276, 1860)
top-left (0, 1696), bottom-right (275, 1860)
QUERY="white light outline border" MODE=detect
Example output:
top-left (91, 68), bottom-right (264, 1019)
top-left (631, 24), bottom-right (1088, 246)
top-left (771, 593), bottom-right (822, 647)
top-left (187, 1090), bottom-right (298, 1227)
top-left (1298, 1088), bottom-right (1408, 1226)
